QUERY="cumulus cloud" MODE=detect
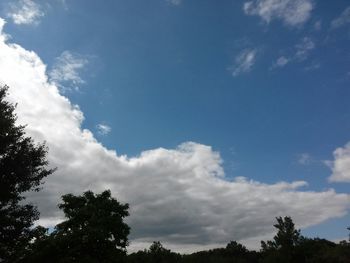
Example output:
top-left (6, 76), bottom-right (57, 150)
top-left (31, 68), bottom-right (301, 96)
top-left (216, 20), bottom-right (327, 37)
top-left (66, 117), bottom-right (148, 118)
top-left (49, 51), bottom-right (88, 91)
top-left (97, 123), bottom-right (112, 135)
top-left (331, 6), bottom-right (350, 29)
top-left (328, 142), bottom-right (350, 183)
top-left (228, 49), bottom-right (257, 77)
top-left (0, 18), bottom-right (349, 252)
top-left (243, 0), bottom-right (314, 27)
top-left (7, 0), bottom-right (44, 25)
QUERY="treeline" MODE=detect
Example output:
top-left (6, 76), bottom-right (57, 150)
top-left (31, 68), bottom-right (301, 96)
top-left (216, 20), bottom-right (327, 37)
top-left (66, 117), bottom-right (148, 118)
top-left (1, 84), bottom-right (350, 263)
top-left (127, 220), bottom-right (350, 263)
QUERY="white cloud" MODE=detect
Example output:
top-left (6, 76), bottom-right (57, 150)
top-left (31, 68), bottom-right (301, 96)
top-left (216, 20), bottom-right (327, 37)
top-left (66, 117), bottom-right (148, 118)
top-left (49, 51), bottom-right (88, 91)
top-left (228, 49), bottom-right (257, 76)
top-left (0, 18), bottom-right (349, 252)
top-left (295, 37), bottom-right (315, 61)
top-left (331, 6), bottom-right (350, 29)
top-left (8, 0), bottom-right (44, 25)
top-left (243, 0), bottom-right (314, 27)
top-left (97, 123), bottom-right (112, 135)
top-left (328, 142), bottom-right (350, 183)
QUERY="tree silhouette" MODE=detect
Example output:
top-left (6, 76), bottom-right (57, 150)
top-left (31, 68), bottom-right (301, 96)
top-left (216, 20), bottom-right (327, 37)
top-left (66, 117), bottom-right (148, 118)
top-left (128, 241), bottom-right (181, 263)
top-left (225, 240), bottom-right (249, 256)
top-left (261, 216), bottom-right (302, 263)
top-left (24, 190), bottom-right (130, 262)
top-left (0, 85), bottom-right (54, 262)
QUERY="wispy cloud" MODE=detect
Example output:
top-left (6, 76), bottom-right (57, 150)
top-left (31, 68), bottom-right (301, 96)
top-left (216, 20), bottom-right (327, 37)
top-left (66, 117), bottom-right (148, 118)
top-left (166, 0), bottom-right (182, 6)
top-left (58, 0), bottom-right (69, 10)
top-left (228, 49), bottom-right (257, 77)
top-left (97, 124), bottom-right (112, 135)
top-left (272, 37), bottom-right (315, 69)
top-left (49, 51), bottom-right (89, 91)
top-left (8, 0), bottom-right (44, 25)
top-left (272, 56), bottom-right (289, 68)
top-left (331, 6), bottom-right (350, 29)
top-left (295, 37), bottom-right (315, 61)
top-left (304, 61), bottom-right (320, 71)
top-left (243, 0), bottom-right (314, 27)
top-left (314, 20), bottom-right (322, 31)
top-left (297, 153), bottom-right (312, 165)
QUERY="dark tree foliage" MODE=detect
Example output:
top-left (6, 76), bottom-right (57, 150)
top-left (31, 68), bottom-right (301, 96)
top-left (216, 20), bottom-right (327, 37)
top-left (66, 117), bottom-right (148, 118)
top-left (0, 85), bottom-right (54, 262)
top-left (226, 240), bottom-right (249, 255)
top-left (24, 190), bottom-right (130, 263)
top-left (126, 218), bottom-right (350, 263)
top-left (260, 216), bottom-right (302, 263)
top-left (23, 209), bottom-right (350, 262)
top-left (127, 241), bottom-right (182, 263)
top-left (181, 242), bottom-right (259, 263)
top-left (261, 216), bottom-right (301, 251)
top-left (127, 241), bottom-right (259, 263)
top-left (126, 235), bottom-right (350, 263)
top-left (258, 216), bottom-right (350, 263)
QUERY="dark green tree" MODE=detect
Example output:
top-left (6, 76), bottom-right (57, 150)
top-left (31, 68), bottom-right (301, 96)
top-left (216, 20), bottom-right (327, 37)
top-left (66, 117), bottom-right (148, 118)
top-left (127, 241), bottom-right (181, 263)
top-left (148, 241), bottom-right (175, 263)
top-left (225, 240), bottom-right (248, 255)
top-left (261, 216), bottom-right (302, 263)
top-left (0, 85), bottom-right (54, 262)
top-left (25, 190), bottom-right (130, 262)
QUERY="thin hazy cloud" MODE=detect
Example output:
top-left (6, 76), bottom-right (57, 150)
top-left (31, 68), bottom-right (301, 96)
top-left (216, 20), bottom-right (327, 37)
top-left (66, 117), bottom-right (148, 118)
top-left (331, 6), bottom-right (350, 29)
top-left (229, 49), bottom-right (257, 76)
top-left (97, 124), bottom-right (112, 135)
top-left (49, 51), bottom-right (88, 91)
top-left (243, 0), bottom-right (314, 27)
top-left (8, 0), bottom-right (44, 25)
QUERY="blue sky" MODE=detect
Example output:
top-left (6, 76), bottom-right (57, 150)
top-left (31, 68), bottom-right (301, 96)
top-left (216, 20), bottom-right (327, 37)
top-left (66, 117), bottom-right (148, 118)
top-left (1, 0), bottom-right (350, 251)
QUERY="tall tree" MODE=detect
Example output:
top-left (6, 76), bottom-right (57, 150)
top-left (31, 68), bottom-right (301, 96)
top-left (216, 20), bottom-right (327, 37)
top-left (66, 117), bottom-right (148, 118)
top-left (25, 190), bottom-right (130, 262)
top-left (261, 216), bottom-right (302, 263)
top-left (0, 85), bottom-right (54, 262)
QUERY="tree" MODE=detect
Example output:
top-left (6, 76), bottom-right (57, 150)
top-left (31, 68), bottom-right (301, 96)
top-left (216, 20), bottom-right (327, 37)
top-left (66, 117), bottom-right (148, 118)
top-left (25, 190), bottom-right (130, 262)
top-left (148, 242), bottom-right (180, 263)
top-left (225, 240), bottom-right (248, 255)
top-left (0, 85), bottom-right (54, 262)
top-left (127, 241), bottom-right (182, 263)
top-left (261, 216), bottom-right (302, 263)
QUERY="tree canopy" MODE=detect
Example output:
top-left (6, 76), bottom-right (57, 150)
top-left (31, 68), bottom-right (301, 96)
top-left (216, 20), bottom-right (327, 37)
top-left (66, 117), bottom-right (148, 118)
top-left (24, 190), bottom-right (130, 263)
top-left (0, 85), bottom-right (54, 262)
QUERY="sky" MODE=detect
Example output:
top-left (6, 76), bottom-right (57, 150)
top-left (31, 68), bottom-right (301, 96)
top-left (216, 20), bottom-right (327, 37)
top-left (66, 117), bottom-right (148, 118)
top-left (0, 0), bottom-right (350, 253)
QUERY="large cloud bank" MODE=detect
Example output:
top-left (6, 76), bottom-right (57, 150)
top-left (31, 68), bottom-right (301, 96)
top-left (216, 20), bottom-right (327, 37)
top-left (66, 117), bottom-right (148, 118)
top-left (0, 18), bottom-right (349, 251)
